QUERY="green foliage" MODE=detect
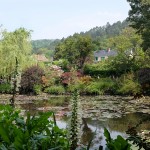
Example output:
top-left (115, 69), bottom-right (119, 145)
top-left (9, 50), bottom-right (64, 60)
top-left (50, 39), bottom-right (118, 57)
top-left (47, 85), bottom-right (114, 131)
top-left (0, 83), bottom-right (11, 93)
top-left (84, 20), bottom-right (128, 40)
top-left (0, 28), bottom-right (34, 79)
top-left (108, 49), bottom-right (145, 76)
top-left (67, 77), bottom-right (116, 95)
top-left (67, 81), bottom-right (85, 94)
top-left (85, 78), bottom-right (115, 95)
top-left (141, 0), bottom-right (150, 4)
top-left (69, 90), bottom-right (82, 150)
top-left (118, 73), bottom-right (141, 95)
top-left (54, 34), bottom-right (93, 69)
top-left (84, 61), bottom-right (117, 77)
top-left (42, 65), bottom-right (64, 89)
top-left (137, 68), bottom-right (150, 94)
top-left (53, 59), bottom-right (70, 72)
top-left (85, 82), bottom-right (101, 95)
top-left (44, 85), bottom-right (65, 95)
top-left (20, 66), bottom-right (44, 94)
top-left (104, 128), bottom-right (131, 150)
top-left (31, 39), bottom-right (60, 53)
top-left (33, 84), bottom-right (42, 95)
top-left (0, 105), bottom-right (69, 150)
top-left (127, 0), bottom-right (150, 51)
top-left (108, 27), bottom-right (142, 52)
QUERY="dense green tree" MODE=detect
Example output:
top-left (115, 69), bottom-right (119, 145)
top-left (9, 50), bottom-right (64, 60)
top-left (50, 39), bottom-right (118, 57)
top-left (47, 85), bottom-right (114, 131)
top-left (108, 27), bottom-right (142, 52)
top-left (106, 27), bottom-right (145, 75)
top-left (127, 0), bottom-right (150, 51)
top-left (54, 35), bottom-right (93, 69)
top-left (141, 0), bottom-right (150, 5)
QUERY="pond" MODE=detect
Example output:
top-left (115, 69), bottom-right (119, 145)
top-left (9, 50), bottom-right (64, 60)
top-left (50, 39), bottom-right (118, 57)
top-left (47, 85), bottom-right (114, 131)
top-left (15, 95), bottom-right (150, 149)
top-left (1, 94), bottom-right (150, 149)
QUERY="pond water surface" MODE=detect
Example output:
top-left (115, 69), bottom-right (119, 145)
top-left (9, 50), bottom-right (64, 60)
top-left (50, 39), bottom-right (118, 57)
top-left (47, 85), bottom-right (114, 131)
top-left (15, 95), bottom-right (150, 149)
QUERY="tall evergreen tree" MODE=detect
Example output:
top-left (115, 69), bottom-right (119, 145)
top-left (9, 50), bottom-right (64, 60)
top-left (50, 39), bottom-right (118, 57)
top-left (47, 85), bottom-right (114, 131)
top-left (127, 0), bottom-right (150, 51)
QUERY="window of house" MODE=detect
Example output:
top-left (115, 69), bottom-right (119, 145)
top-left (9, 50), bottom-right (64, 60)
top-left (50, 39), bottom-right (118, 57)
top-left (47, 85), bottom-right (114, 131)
top-left (95, 57), bottom-right (98, 61)
top-left (101, 57), bottom-right (105, 60)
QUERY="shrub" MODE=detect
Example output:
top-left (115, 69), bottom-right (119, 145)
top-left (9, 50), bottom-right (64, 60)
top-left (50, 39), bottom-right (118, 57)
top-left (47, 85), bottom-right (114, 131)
top-left (79, 75), bottom-right (92, 84)
top-left (67, 76), bottom-right (93, 94)
top-left (42, 65), bottom-right (64, 88)
top-left (137, 68), bottom-right (150, 94)
top-left (103, 128), bottom-right (131, 150)
top-left (85, 78), bottom-right (115, 95)
top-left (33, 84), bottom-right (42, 95)
top-left (85, 82), bottom-right (101, 95)
top-left (83, 63), bottom-right (117, 77)
top-left (44, 85), bottom-right (65, 95)
top-left (0, 83), bottom-right (11, 93)
top-left (67, 81), bottom-right (85, 94)
top-left (20, 66), bottom-right (44, 94)
top-left (61, 70), bottom-right (82, 86)
top-left (118, 73), bottom-right (141, 95)
top-left (53, 59), bottom-right (70, 72)
top-left (0, 105), bottom-right (69, 150)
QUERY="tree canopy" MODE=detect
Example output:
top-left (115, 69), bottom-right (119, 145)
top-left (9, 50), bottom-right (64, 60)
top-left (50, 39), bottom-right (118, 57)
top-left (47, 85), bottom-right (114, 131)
top-left (0, 28), bottom-right (34, 78)
top-left (54, 34), bottom-right (93, 69)
top-left (108, 27), bottom-right (142, 52)
top-left (127, 0), bottom-right (150, 51)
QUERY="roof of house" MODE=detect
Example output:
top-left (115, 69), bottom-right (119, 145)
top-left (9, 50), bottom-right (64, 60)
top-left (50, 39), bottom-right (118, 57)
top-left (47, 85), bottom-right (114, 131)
top-left (34, 54), bottom-right (49, 62)
top-left (94, 50), bottom-right (117, 57)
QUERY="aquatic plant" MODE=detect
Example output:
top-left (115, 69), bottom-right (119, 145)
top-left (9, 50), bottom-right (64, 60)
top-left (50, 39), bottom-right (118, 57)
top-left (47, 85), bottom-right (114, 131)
top-left (103, 128), bottom-right (131, 150)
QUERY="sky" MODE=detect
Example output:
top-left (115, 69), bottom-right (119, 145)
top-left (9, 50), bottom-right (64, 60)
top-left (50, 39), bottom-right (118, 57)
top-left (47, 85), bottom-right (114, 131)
top-left (0, 0), bottom-right (131, 40)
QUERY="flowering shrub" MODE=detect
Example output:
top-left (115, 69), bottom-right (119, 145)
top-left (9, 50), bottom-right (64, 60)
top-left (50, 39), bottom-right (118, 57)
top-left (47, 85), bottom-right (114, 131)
top-left (42, 65), bottom-right (64, 88)
top-left (61, 70), bottom-right (82, 86)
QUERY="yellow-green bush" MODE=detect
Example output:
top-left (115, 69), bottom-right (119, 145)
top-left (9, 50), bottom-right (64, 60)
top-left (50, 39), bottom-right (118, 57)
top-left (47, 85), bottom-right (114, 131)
top-left (117, 73), bottom-right (141, 95)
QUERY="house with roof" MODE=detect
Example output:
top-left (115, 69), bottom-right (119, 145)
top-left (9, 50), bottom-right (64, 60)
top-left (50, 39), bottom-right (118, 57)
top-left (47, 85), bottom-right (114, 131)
top-left (94, 48), bottom-right (117, 62)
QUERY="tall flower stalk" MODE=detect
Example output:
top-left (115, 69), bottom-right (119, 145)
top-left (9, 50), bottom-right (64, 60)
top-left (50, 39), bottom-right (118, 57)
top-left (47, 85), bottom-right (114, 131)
top-left (10, 57), bottom-right (21, 107)
top-left (69, 90), bottom-right (82, 150)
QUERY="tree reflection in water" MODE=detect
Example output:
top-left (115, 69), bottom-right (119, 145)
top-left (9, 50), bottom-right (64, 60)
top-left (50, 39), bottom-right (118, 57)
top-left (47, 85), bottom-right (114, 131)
top-left (81, 118), bottom-right (94, 145)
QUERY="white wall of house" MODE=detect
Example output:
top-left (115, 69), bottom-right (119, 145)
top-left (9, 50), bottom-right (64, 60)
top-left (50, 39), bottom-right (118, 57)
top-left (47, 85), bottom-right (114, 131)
top-left (95, 56), bottom-right (108, 61)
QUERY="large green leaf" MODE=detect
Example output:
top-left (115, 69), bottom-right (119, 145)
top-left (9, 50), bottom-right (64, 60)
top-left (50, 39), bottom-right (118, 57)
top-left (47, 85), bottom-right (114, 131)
top-left (0, 123), bottom-right (10, 144)
top-left (104, 128), bottom-right (112, 143)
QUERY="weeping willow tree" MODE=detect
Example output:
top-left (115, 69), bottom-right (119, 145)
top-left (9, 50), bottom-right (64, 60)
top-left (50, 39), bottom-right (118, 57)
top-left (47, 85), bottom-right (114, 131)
top-left (0, 27), bottom-right (35, 80)
top-left (0, 28), bottom-right (36, 106)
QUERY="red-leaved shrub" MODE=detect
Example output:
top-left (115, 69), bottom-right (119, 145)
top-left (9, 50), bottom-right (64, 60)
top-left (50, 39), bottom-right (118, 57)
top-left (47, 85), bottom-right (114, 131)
top-left (20, 66), bottom-right (44, 94)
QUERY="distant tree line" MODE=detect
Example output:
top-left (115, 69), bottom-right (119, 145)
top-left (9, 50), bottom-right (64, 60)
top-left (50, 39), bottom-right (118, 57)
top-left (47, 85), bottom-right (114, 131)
top-left (31, 20), bottom-right (129, 55)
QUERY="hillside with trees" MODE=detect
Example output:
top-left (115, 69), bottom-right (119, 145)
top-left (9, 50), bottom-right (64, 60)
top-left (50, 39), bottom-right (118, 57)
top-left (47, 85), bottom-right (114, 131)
top-left (31, 20), bottom-right (129, 55)
top-left (31, 39), bottom-right (60, 59)
top-left (81, 20), bottom-right (129, 40)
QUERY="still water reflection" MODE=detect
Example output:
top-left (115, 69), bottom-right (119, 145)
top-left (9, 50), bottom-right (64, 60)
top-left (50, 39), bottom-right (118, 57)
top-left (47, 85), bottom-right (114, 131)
top-left (57, 113), bottom-right (150, 149)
